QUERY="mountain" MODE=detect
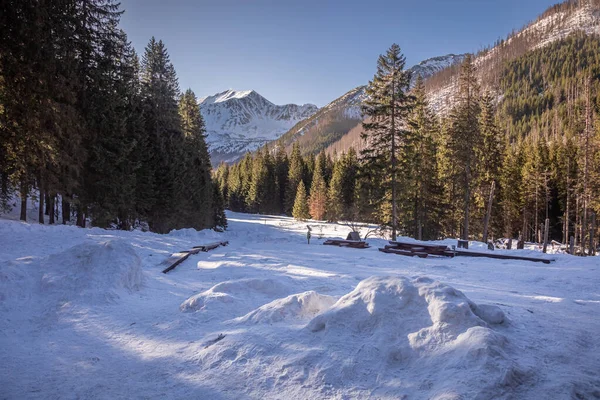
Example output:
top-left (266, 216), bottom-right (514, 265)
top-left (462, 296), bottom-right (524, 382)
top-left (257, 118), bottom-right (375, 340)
top-left (271, 85), bottom-right (367, 154)
top-left (425, 0), bottom-right (600, 114)
top-left (199, 89), bottom-right (317, 165)
top-left (269, 54), bottom-right (467, 156)
top-left (321, 0), bottom-right (600, 156)
top-left (409, 54), bottom-right (466, 85)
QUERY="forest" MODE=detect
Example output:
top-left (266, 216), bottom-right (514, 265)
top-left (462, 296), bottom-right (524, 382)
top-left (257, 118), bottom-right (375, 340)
top-left (0, 0), bottom-right (226, 233)
top-left (216, 33), bottom-right (600, 254)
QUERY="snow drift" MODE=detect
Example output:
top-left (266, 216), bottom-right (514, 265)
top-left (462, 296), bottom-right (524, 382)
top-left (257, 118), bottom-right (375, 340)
top-left (236, 291), bottom-right (337, 324)
top-left (40, 240), bottom-right (143, 305)
top-left (200, 276), bottom-right (525, 399)
top-left (180, 278), bottom-right (292, 315)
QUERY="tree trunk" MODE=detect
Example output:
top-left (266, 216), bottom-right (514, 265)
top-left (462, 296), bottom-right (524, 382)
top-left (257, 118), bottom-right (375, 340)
top-left (62, 196), bottom-right (70, 224)
top-left (569, 236), bottom-right (575, 255)
top-left (38, 184), bottom-right (45, 224)
top-left (542, 218), bottom-right (549, 253)
top-left (482, 181), bottom-right (495, 243)
top-left (463, 164), bottom-right (470, 241)
top-left (44, 192), bottom-right (50, 215)
top-left (48, 193), bottom-right (55, 224)
top-left (390, 76), bottom-right (397, 241)
top-left (589, 213), bottom-right (596, 256)
top-left (19, 180), bottom-right (27, 221)
top-left (76, 205), bottom-right (85, 227)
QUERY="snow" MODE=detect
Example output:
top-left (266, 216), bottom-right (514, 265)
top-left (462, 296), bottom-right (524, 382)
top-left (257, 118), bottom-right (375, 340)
top-left (1, 211), bottom-right (600, 399)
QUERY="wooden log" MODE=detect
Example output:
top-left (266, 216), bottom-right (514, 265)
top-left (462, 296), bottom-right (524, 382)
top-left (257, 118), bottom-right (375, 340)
top-left (454, 249), bottom-right (553, 264)
top-left (193, 241), bottom-right (229, 252)
top-left (379, 248), bottom-right (428, 258)
top-left (388, 241), bottom-right (449, 251)
top-left (164, 241), bottom-right (229, 273)
top-left (162, 251), bottom-right (194, 274)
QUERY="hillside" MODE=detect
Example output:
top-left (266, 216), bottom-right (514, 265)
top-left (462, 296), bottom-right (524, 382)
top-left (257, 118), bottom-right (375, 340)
top-left (270, 54), bottom-right (466, 156)
top-left (425, 0), bottom-right (600, 114)
top-left (320, 0), bottom-right (600, 157)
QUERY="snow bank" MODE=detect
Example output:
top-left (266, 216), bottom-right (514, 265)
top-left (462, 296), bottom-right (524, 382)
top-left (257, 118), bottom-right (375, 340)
top-left (40, 240), bottom-right (143, 305)
top-left (180, 278), bottom-right (292, 314)
top-left (236, 291), bottom-right (337, 324)
top-left (298, 276), bottom-right (518, 397)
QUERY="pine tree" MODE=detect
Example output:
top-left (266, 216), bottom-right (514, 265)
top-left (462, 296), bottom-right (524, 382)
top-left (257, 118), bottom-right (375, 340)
top-left (285, 143), bottom-right (304, 215)
top-left (309, 163), bottom-right (327, 220)
top-left (361, 44), bottom-right (413, 240)
top-left (327, 158), bottom-right (344, 222)
top-left (406, 76), bottom-right (443, 240)
top-left (178, 88), bottom-right (215, 229)
top-left (478, 91), bottom-right (503, 241)
top-left (139, 37), bottom-right (184, 233)
top-left (446, 54), bottom-right (482, 240)
top-left (274, 143), bottom-right (289, 214)
top-left (212, 184), bottom-right (228, 230)
top-left (292, 181), bottom-right (310, 220)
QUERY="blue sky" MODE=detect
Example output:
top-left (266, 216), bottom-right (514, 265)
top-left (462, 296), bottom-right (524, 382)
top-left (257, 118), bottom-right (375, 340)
top-left (120, 0), bottom-right (559, 107)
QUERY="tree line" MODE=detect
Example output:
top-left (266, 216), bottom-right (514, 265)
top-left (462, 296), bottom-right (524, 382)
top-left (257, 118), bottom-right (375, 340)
top-left (0, 0), bottom-right (226, 232)
top-left (216, 36), bottom-right (600, 254)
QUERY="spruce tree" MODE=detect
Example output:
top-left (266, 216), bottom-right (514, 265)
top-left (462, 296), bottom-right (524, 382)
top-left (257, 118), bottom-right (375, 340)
top-left (361, 44), bottom-right (413, 240)
top-left (446, 54), bottom-right (481, 240)
top-left (406, 76), bottom-right (443, 240)
top-left (327, 158), bottom-right (345, 222)
top-left (178, 88), bottom-right (214, 229)
top-left (292, 181), bottom-right (310, 221)
top-left (139, 37), bottom-right (183, 233)
top-left (274, 143), bottom-right (289, 214)
top-left (309, 163), bottom-right (327, 220)
top-left (285, 143), bottom-right (304, 215)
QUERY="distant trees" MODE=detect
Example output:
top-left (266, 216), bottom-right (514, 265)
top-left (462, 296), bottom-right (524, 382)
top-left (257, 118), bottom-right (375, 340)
top-left (0, 0), bottom-right (224, 232)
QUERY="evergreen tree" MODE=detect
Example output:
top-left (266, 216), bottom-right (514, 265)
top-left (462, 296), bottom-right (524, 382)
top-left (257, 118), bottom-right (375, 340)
top-left (406, 76), bottom-right (443, 239)
top-left (309, 163), bottom-right (327, 220)
top-left (361, 44), bottom-right (413, 240)
top-left (139, 37), bottom-right (184, 233)
top-left (292, 181), bottom-right (310, 220)
top-left (285, 143), bottom-right (304, 215)
top-left (446, 54), bottom-right (482, 240)
top-left (212, 184), bottom-right (228, 230)
top-left (274, 143), bottom-right (289, 214)
top-left (327, 158), bottom-right (345, 222)
top-left (178, 88), bottom-right (214, 229)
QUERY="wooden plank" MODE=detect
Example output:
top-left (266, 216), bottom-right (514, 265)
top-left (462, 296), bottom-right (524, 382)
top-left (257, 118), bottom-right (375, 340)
top-left (162, 251), bottom-right (194, 274)
top-left (454, 249), bottom-right (553, 264)
top-left (163, 241), bottom-right (229, 274)
top-left (193, 241), bottom-right (229, 252)
top-left (388, 241), bottom-right (449, 251)
top-left (379, 248), bottom-right (428, 258)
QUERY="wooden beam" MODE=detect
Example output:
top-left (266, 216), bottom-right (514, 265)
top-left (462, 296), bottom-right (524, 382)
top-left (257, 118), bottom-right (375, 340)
top-left (454, 249), bottom-right (554, 264)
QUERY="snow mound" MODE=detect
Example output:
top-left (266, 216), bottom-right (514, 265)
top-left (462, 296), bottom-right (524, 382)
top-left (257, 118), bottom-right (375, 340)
top-left (40, 240), bottom-right (143, 304)
top-left (236, 291), bottom-right (337, 324)
top-left (298, 276), bottom-right (519, 397)
top-left (180, 278), bottom-right (291, 313)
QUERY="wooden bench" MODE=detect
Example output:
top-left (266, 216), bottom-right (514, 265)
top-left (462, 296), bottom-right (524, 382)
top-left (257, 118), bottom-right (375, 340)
top-left (323, 239), bottom-right (370, 249)
top-left (380, 240), bottom-right (454, 258)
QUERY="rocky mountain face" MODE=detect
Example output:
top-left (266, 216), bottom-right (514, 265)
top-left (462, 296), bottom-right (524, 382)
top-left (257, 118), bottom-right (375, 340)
top-left (199, 89), bottom-right (317, 165)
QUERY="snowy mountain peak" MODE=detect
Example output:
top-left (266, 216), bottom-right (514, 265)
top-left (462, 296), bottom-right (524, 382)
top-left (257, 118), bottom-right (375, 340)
top-left (199, 89), bottom-right (260, 105)
top-left (199, 89), bottom-right (318, 165)
top-left (408, 54), bottom-right (467, 84)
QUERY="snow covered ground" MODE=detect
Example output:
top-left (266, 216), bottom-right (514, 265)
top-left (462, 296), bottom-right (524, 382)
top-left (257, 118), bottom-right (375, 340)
top-left (1, 212), bottom-right (599, 399)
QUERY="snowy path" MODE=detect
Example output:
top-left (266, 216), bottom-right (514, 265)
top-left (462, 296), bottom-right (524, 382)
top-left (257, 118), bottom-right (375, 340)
top-left (1, 212), bottom-right (599, 399)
